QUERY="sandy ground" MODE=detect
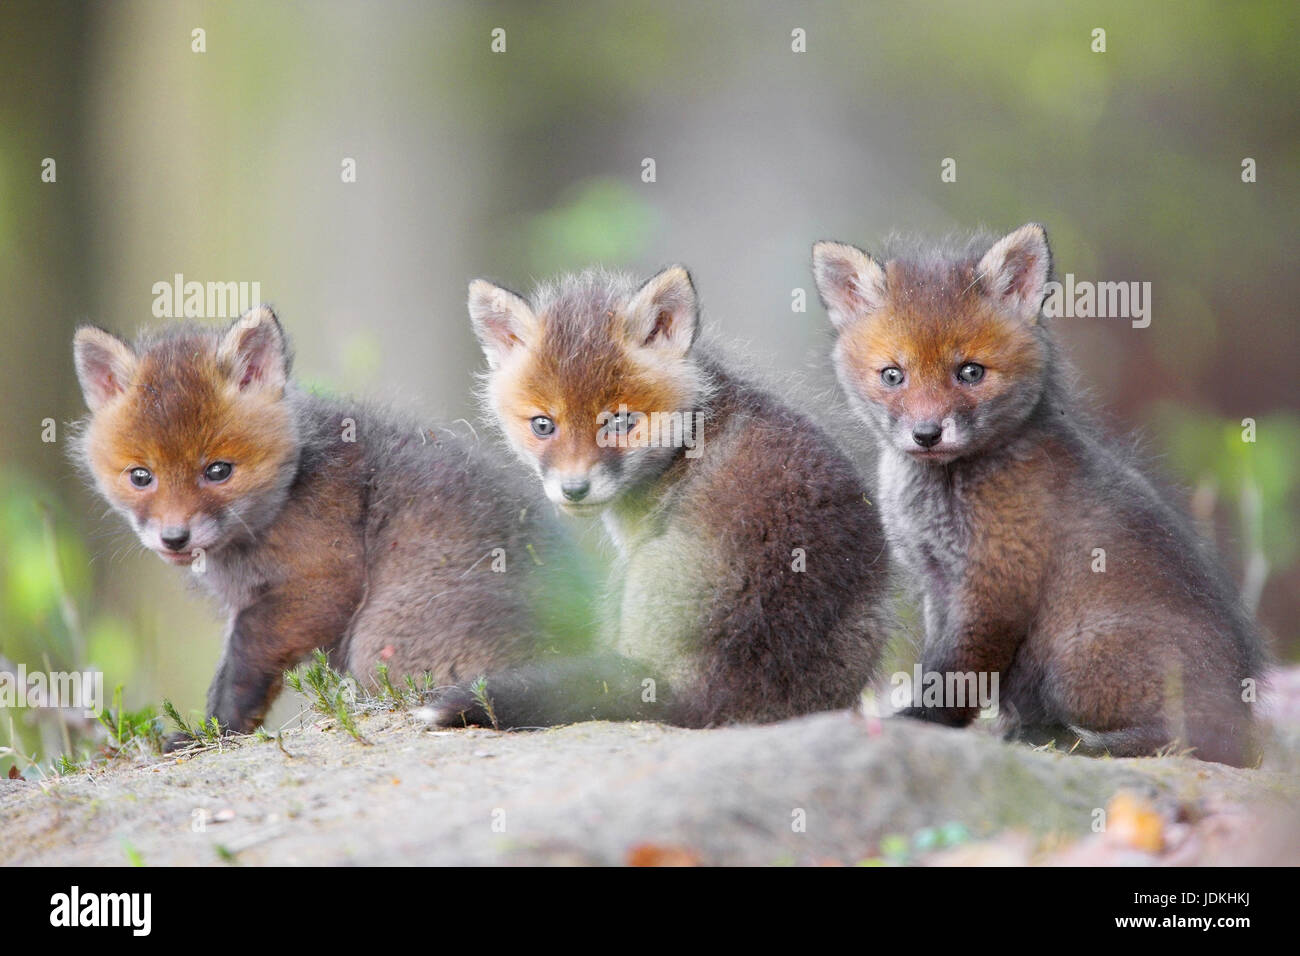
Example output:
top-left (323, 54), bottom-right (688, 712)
top-left (2, 707), bottom-right (1297, 866)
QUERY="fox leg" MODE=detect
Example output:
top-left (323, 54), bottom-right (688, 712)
top-left (202, 619), bottom-right (290, 736)
top-left (163, 625), bottom-right (282, 751)
top-left (900, 599), bottom-right (1024, 727)
top-left (164, 592), bottom-right (350, 750)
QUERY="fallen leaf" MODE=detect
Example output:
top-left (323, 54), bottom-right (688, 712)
top-left (1106, 791), bottom-right (1165, 853)
top-left (626, 843), bottom-right (701, 867)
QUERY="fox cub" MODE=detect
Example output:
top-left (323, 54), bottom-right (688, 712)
top-left (429, 265), bottom-right (890, 728)
top-left (813, 224), bottom-right (1263, 765)
top-left (73, 307), bottom-right (588, 741)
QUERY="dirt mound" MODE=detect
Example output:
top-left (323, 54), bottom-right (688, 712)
top-left (3, 708), bottom-right (1296, 866)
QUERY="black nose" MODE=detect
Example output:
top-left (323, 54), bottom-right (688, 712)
top-left (912, 422), bottom-right (943, 448)
top-left (560, 479), bottom-right (590, 502)
top-left (161, 528), bottom-right (190, 551)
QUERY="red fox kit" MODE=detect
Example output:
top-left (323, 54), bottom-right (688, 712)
top-left (429, 266), bottom-right (890, 728)
top-left (813, 224), bottom-right (1264, 765)
top-left (72, 307), bottom-right (588, 741)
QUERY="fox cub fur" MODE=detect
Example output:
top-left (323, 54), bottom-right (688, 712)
top-left (813, 224), bottom-right (1264, 765)
top-left (72, 307), bottom-right (588, 740)
top-left (429, 265), bottom-right (891, 728)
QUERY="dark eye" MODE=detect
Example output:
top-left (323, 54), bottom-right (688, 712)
top-left (204, 461), bottom-right (234, 483)
top-left (957, 362), bottom-right (985, 384)
top-left (128, 467), bottom-right (153, 488)
top-left (530, 416), bottom-right (556, 438)
top-left (881, 367), bottom-right (904, 387)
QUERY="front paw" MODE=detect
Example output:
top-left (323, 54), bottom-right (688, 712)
top-left (895, 705), bottom-right (976, 728)
top-left (163, 714), bottom-right (236, 752)
top-left (163, 731), bottom-right (198, 753)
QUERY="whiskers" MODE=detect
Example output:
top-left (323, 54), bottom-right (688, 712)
top-left (82, 510), bottom-right (143, 567)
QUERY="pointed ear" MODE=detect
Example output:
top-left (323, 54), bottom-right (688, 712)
top-left (976, 223), bottom-right (1051, 323)
top-left (218, 305), bottom-right (290, 394)
top-left (624, 265), bottom-right (698, 357)
top-left (73, 326), bottom-right (137, 412)
top-left (811, 241), bottom-right (888, 329)
top-left (468, 279), bottom-right (538, 369)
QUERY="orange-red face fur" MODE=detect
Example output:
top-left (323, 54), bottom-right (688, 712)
top-left (473, 268), bottom-right (703, 510)
top-left (493, 312), bottom-right (696, 476)
top-left (818, 229), bottom-right (1053, 463)
top-left (75, 317), bottom-right (298, 563)
top-left (835, 259), bottom-right (1045, 438)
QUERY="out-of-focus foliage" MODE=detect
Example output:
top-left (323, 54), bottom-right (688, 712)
top-left (1157, 408), bottom-right (1300, 572)
top-left (0, 471), bottom-right (147, 773)
top-left (523, 178), bottom-right (659, 276)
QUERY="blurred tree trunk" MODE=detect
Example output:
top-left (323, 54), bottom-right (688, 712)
top-left (0, 1), bottom-right (92, 487)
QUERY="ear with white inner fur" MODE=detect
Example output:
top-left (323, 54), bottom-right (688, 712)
top-left (468, 279), bottom-right (538, 369)
top-left (218, 305), bottom-right (289, 394)
top-left (625, 265), bottom-right (698, 357)
top-left (73, 326), bottom-right (138, 412)
top-left (976, 223), bottom-right (1052, 323)
top-left (811, 241), bottom-right (889, 329)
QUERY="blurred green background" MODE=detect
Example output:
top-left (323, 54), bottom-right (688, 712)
top-left (1, 0), bottom-right (1297, 769)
